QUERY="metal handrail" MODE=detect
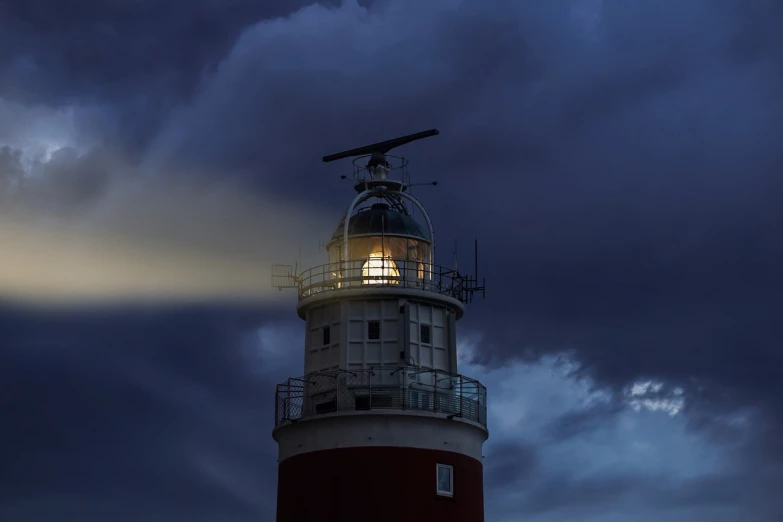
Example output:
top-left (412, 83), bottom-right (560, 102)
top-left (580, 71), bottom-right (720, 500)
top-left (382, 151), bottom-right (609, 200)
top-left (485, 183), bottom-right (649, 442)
top-left (274, 367), bottom-right (488, 428)
top-left (297, 259), bottom-right (471, 303)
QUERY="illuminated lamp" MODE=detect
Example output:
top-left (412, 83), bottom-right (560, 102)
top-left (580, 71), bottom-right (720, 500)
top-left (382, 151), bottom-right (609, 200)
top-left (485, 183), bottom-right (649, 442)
top-left (361, 252), bottom-right (400, 284)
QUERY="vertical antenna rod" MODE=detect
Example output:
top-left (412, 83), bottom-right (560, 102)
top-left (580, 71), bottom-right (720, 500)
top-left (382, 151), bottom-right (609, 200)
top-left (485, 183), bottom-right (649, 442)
top-left (474, 239), bottom-right (479, 285)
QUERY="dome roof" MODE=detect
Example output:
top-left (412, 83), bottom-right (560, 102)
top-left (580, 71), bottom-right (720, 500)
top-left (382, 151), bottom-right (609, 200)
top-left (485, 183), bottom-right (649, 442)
top-left (329, 203), bottom-right (430, 244)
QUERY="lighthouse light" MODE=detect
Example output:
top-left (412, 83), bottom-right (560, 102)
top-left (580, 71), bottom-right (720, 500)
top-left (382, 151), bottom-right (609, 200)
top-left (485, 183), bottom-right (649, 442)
top-left (362, 252), bottom-right (400, 285)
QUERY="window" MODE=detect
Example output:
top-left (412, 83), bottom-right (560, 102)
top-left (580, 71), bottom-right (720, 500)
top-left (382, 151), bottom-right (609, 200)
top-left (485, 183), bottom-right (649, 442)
top-left (436, 464), bottom-right (453, 496)
top-left (322, 326), bottom-right (330, 346)
top-left (368, 320), bottom-right (380, 340)
top-left (420, 324), bottom-right (431, 344)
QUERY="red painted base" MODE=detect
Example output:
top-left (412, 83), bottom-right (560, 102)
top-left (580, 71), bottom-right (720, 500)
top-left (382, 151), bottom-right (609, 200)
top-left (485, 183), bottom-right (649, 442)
top-left (276, 446), bottom-right (484, 522)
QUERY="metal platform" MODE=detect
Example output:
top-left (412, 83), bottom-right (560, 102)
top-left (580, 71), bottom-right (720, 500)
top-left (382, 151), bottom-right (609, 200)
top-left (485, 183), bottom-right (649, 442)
top-left (280, 258), bottom-right (483, 304)
top-left (274, 367), bottom-right (488, 428)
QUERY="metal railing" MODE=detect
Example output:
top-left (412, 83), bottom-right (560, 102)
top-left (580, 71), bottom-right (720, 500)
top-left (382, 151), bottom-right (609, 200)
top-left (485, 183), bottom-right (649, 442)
top-left (297, 259), bottom-right (473, 303)
top-left (274, 367), bottom-right (487, 428)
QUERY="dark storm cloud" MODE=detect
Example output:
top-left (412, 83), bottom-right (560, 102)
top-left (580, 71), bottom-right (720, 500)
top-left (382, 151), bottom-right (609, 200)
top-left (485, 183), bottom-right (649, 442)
top-left (512, 471), bottom-right (762, 522)
top-left (142, 0), bottom-right (555, 198)
top-left (545, 400), bottom-right (623, 442)
top-left (1, 144), bottom-right (116, 211)
top-left (0, 0), bottom-right (325, 103)
top-left (454, 0), bottom-right (783, 418)
top-left (0, 303), bottom-right (292, 521)
top-left (483, 441), bottom-right (538, 489)
top-left (0, 0), bottom-right (334, 151)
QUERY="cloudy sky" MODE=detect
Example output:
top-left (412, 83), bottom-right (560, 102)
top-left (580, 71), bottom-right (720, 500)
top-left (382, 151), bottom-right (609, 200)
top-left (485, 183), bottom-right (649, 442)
top-left (1, 0), bottom-right (781, 520)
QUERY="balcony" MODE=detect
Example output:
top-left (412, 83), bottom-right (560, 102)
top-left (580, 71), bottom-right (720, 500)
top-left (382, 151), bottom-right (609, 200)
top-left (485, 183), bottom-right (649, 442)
top-left (274, 367), bottom-right (487, 429)
top-left (293, 259), bottom-right (478, 304)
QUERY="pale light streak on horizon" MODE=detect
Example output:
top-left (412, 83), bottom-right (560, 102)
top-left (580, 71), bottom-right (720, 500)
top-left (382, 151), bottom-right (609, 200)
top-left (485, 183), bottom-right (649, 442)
top-left (0, 155), bottom-right (329, 305)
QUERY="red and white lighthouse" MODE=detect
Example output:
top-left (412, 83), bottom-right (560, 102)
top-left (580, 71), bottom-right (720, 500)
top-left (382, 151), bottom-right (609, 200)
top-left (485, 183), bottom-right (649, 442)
top-left (272, 129), bottom-right (488, 522)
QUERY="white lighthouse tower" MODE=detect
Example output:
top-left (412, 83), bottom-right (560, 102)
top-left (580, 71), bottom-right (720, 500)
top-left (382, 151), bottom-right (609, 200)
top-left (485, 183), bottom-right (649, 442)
top-left (272, 129), bottom-right (488, 522)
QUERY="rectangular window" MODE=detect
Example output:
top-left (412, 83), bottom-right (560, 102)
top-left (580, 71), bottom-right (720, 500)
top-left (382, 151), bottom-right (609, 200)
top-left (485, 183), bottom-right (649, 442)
top-left (420, 324), bottom-right (431, 344)
top-left (368, 320), bottom-right (380, 340)
top-left (322, 326), bottom-right (331, 346)
top-left (436, 464), bottom-right (453, 496)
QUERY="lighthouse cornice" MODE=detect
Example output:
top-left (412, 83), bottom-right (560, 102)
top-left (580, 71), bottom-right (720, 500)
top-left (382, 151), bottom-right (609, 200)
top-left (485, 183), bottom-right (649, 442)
top-left (296, 285), bottom-right (465, 319)
top-left (273, 409), bottom-right (488, 463)
top-left (273, 407), bottom-right (489, 436)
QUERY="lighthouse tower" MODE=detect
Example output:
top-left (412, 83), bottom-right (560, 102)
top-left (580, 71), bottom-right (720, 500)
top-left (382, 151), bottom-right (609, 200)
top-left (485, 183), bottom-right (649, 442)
top-left (271, 129), bottom-right (488, 522)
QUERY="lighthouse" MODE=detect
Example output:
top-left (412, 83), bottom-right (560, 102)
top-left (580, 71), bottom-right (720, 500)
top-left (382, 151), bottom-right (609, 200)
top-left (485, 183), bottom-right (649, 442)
top-left (271, 129), bottom-right (488, 522)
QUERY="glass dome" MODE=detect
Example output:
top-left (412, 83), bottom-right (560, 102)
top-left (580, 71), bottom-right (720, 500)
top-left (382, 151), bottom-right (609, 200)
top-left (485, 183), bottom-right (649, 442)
top-left (328, 203), bottom-right (430, 245)
top-left (326, 203), bottom-right (432, 285)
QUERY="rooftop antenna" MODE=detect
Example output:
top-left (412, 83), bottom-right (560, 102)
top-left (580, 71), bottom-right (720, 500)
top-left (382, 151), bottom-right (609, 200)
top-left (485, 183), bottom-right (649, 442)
top-left (473, 238), bottom-right (485, 301)
top-left (325, 129), bottom-right (440, 211)
top-left (446, 237), bottom-right (486, 303)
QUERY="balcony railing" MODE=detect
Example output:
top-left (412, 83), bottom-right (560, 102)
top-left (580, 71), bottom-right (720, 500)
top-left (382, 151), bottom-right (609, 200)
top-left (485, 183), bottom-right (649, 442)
top-left (274, 367), bottom-right (487, 428)
top-left (297, 259), bottom-right (476, 303)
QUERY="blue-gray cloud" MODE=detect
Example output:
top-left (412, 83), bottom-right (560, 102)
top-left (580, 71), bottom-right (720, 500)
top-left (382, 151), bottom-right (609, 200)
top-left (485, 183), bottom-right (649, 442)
top-left (0, 304), bottom-right (294, 521)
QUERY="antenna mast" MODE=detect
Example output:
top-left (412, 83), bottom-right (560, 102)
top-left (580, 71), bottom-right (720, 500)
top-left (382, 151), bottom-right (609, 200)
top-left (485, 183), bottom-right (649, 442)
top-left (325, 129), bottom-right (440, 214)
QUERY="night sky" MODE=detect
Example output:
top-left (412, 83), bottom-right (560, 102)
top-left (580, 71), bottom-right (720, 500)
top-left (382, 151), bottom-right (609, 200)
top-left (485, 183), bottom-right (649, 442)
top-left (1, 1), bottom-right (782, 521)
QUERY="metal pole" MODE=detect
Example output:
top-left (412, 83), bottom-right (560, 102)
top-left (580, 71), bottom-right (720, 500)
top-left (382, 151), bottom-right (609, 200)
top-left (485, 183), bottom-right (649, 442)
top-left (286, 380), bottom-right (291, 420)
top-left (459, 376), bottom-right (463, 419)
top-left (433, 370), bottom-right (438, 413)
top-left (401, 367), bottom-right (406, 410)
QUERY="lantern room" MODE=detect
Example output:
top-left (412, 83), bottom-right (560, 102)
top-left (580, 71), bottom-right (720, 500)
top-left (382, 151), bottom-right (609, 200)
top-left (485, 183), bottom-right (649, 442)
top-left (327, 200), bottom-right (434, 286)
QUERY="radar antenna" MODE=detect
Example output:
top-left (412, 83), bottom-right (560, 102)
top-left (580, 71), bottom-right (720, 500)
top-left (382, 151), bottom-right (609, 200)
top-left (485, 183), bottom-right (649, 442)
top-left (324, 128), bottom-right (440, 213)
top-left (323, 128), bottom-right (440, 165)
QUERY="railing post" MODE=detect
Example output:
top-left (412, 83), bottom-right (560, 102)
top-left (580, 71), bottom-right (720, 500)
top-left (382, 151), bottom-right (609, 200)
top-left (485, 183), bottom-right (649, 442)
top-left (483, 386), bottom-right (487, 425)
top-left (286, 379), bottom-right (291, 420)
top-left (433, 370), bottom-right (438, 413)
top-left (368, 367), bottom-right (372, 410)
top-left (401, 367), bottom-right (406, 410)
top-left (459, 377), bottom-right (463, 418)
